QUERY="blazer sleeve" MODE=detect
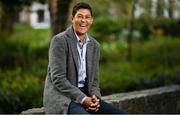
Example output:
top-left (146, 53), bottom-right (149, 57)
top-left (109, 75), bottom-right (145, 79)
top-left (48, 35), bottom-right (86, 103)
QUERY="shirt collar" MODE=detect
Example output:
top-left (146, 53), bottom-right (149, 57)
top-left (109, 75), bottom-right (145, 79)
top-left (74, 31), bottom-right (90, 44)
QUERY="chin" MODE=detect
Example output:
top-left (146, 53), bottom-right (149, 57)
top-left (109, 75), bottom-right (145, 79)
top-left (78, 32), bottom-right (86, 35)
top-left (78, 30), bottom-right (87, 35)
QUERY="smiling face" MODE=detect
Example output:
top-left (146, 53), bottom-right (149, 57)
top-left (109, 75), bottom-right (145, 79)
top-left (72, 8), bottom-right (93, 36)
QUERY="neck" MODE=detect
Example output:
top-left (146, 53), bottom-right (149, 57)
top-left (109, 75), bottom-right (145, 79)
top-left (78, 34), bottom-right (86, 43)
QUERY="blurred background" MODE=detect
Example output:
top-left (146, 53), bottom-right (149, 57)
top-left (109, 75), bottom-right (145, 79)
top-left (0, 0), bottom-right (180, 113)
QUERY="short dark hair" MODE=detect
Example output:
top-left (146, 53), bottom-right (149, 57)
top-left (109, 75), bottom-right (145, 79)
top-left (72, 2), bottom-right (93, 17)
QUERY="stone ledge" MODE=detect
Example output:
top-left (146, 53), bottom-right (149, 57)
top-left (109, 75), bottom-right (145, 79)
top-left (21, 84), bottom-right (180, 114)
top-left (21, 107), bottom-right (44, 114)
top-left (103, 84), bottom-right (180, 113)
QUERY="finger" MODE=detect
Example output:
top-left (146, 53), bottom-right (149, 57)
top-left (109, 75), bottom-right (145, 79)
top-left (93, 101), bottom-right (99, 107)
top-left (92, 95), bottom-right (96, 98)
top-left (95, 99), bottom-right (99, 103)
top-left (88, 105), bottom-right (100, 112)
top-left (95, 108), bottom-right (99, 112)
top-left (90, 102), bottom-right (100, 110)
top-left (90, 103), bottom-right (96, 108)
top-left (91, 95), bottom-right (96, 102)
top-left (88, 106), bottom-right (97, 111)
top-left (92, 95), bottom-right (98, 100)
top-left (92, 96), bottom-right (99, 103)
top-left (97, 104), bottom-right (100, 108)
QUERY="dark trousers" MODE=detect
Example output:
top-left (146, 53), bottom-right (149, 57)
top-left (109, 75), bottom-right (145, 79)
top-left (67, 99), bottom-right (127, 114)
top-left (67, 87), bottom-right (127, 114)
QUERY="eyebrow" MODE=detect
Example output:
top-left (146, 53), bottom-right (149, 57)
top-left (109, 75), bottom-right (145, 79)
top-left (76, 14), bottom-right (91, 16)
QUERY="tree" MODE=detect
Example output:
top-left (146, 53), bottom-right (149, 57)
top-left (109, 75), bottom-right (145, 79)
top-left (168, 0), bottom-right (175, 18)
top-left (138, 0), bottom-right (152, 18)
top-left (126, 0), bottom-right (137, 61)
top-left (0, 0), bottom-right (46, 34)
top-left (49, 0), bottom-right (73, 36)
top-left (156, 0), bottom-right (165, 18)
top-left (111, 0), bottom-right (132, 17)
top-left (0, 0), bottom-right (21, 33)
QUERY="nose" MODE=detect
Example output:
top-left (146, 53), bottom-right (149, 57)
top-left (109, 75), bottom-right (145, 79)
top-left (81, 17), bottom-right (85, 22)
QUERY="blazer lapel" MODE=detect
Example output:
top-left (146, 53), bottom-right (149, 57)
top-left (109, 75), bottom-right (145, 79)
top-left (66, 26), bottom-right (79, 71)
top-left (71, 41), bottom-right (79, 71)
top-left (86, 41), bottom-right (94, 83)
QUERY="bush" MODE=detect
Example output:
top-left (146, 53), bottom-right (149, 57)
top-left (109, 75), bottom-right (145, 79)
top-left (100, 41), bottom-right (128, 62)
top-left (99, 37), bottom-right (180, 95)
top-left (134, 18), bottom-right (180, 39)
top-left (0, 23), bottom-right (49, 68)
top-left (0, 24), bottom-right (49, 113)
top-left (100, 61), bottom-right (139, 95)
top-left (0, 39), bottom-right (48, 69)
top-left (0, 40), bottom-right (28, 68)
top-left (0, 68), bottom-right (44, 113)
top-left (133, 37), bottom-right (180, 68)
top-left (90, 16), bottom-right (180, 43)
top-left (90, 16), bottom-right (129, 42)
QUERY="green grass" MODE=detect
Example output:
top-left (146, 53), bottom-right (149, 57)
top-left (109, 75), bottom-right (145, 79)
top-left (11, 23), bottom-right (50, 48)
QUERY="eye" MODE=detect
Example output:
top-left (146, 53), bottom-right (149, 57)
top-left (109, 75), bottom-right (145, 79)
top-left (77, 15), bottom-right (83, 19)
top-left (85, 16), bottom-right (92, 20)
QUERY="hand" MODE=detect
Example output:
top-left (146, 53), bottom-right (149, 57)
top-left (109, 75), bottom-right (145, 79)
top-left (83, 96), bottom-right (100, 112)
top-left (83, 97), bottom-right (93, 109)
top-left (90, 95), bottom-right (100, 112)
top-left (91, 95), bottom-right (99, 103)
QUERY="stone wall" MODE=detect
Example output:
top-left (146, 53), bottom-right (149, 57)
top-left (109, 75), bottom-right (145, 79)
top-left (21, 85), bottom-right (180, 114)
top-left (103, 84), bottom-right (180, 114)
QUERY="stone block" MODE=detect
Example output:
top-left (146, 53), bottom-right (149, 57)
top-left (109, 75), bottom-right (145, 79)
top-left (21, 85), bottom-right (180, 114)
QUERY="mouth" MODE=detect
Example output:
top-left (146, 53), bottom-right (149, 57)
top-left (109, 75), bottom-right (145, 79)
top-left (79, 24), bottom-right (88, 29)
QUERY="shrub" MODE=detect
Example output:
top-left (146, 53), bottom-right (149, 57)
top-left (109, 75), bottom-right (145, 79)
top-left (0, 24), bottom-right (48, 113)
top-left (134, 18), bottom-right (180, 39)
top-left (0, 68), bottom-right (44, 113)
top-left (133, 37), bottom-right (180, 68)
top-left (0, 40), bottom-right (29, 68)
top-left (99, 37), bottom-right (180, 95)
top-left (90, 16), bottom-right (129, 42)
top-left (89, 16), bottom-right (180, 43)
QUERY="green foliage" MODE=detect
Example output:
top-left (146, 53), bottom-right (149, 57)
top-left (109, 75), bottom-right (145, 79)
top-left (0, 68), bottom-right (43, 113)
top-left (1, 22), bottom-right (180, 113)
top-left (0, 40), bottom-right (28, 68)
top-left (100, 41), bottom-right (128, 62)
top-left (134, 18), bottom-right (180, 39)
top-left (100, 37), bottom-right (180, 95)
top-left (83, 0), bottom-right (132, 17)
top-left (134, 37), bottom-right (180, 67)
top-left (90, 16), bottom-right (180, 42)
top-left (0, 24), bottom-right (49, 113)
top-left (90, 16), bottom-right (129, 42)
top-left (0, 24), bottom-right (49, 68)
top-left (100, 61), bottom-right (138, 95)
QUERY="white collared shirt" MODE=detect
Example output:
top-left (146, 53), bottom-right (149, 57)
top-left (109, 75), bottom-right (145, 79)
top-left (74, 32), bottom-right (90, 88)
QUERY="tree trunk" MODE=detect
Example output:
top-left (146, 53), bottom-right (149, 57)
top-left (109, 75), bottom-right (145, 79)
top-left (126, 0), bottom-right (136, 61)
top-left (168, 0), bottom-right (174, 19)
top-left (49, 0), bottom-right (72, 36)
top-left (0, 4), bottom-right (15, 33)
top-left (140, 0), bottom-right (152, 18)
top-left (156, 0), bottom-right (164, 17)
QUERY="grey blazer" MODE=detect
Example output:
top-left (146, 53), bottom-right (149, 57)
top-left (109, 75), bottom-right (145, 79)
top-left (43, 26), bottom-right (101, 114)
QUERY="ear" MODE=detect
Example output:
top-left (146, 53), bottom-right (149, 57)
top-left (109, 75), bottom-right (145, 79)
top-left (71, 15), bottom-right (74, 22)
top-left (90, 17), bottom-right (93, 24)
